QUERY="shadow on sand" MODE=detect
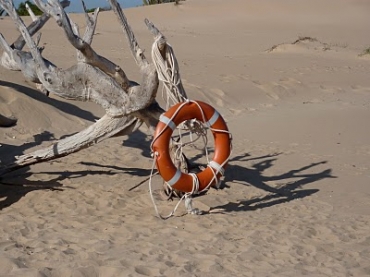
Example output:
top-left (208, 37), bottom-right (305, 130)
top-left (0, 120), bottom-right (335, 213)
top-left (121, 129), bottom-right (152, 158)
top-left (0, 171), bottom-right (65, 210)
top-left (0, 131), bottom-right (65, 210)
top-left (0, 124), bottom-right (154, 209)
top-left (0, 79), bottom-right (102, 210)
top-left (211, 152), bottom-right (336, 213)
top-left (0, 80), bottom-right (98, 122)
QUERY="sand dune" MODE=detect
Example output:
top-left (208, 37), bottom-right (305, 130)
top-left (1, 0), bottom-right (370, 276)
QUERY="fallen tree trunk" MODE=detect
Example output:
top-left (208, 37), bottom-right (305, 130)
top-left (0, 115), bottom-right (139, 176)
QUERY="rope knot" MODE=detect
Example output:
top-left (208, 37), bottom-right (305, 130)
top-left (151, 151), bottom-right (159, 158)
top-left (188, 173), bottom-right (200, 195)
top-left (184, 195), bottom-right (202, 215)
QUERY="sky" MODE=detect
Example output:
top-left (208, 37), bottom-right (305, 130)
top-left (13, 0), bottom-right (144, 13)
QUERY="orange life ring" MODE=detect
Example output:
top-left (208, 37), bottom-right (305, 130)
top-left (152, 100), bottom-right (232, 193)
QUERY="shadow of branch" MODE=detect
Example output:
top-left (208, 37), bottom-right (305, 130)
top-left (0, 173), bottom-right (65, 210)
top-left (212, 152), bottom-right (336, 213)
top-left (0, 80), bottom-right (98, 122)
top-left (212, 189), bottom-right (319, 213)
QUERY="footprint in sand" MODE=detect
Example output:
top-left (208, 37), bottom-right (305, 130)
top-left (182, 80), bottom-right (212, 103)
top-left (252, 80), bottom-right (281, 100)
top-left (0, 86), bottom-right (17, 104)
top-left (252, 77), bottom-right (304, 100)
top-left (350, 85), bottom-right (370, 93)
top-left (209, 88), bottom-right (225, 107)
top-left (183, 79), bottom-right (244, 115)
top-left (219, 74), bottom-right (239, 83)
top-left (319, 85), bottom-right (344, 94)
top-left (219, 74), bottom-right (250, 83)
top-left (279, 77), bottom-right (302, 86)
top-left (207, 88), bottom-right (245, 115)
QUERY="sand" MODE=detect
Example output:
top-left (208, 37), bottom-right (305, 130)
top-left (1, 0), bottom-right (370, 276)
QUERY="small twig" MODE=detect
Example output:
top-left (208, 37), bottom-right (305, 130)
top-left (128, 171), bottom-right (158, 191)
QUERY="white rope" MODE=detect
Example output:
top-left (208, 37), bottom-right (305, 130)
top-left (149, 153), bottom-right (202, 219)
top-left (151, 38), bottom-right (188, 109)
top-left (149, 39), bottom-right (232, 219)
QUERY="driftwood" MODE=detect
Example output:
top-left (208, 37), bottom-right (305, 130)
top-left (25, 3), bottom-right (38, 22)
top-left (0, 0), bottom-right (69, 89)
top-left (0, 0), bottom-right (187, 177)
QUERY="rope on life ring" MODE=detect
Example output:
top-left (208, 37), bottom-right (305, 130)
top-left (151, 100), bottom-right (232, 194)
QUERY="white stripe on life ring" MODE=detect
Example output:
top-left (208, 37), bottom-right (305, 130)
top-left (159, 114), bottom-right (176, 130)
top-left (209, 160), bottom-right (224, 176)
top-left (205, 110), bottom-right (220, 127)
top-left (167, 169), bottom-right (182, 186)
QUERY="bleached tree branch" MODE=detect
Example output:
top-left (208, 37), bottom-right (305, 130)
top-left (0, 0), bottom-right (189, 182)
top-left (25, 2), bottom-right (38, 21)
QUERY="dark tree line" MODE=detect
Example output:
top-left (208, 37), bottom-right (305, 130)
top-left (143, 0), bottom-right (181, 5)
top-left (1, 1), bottom-right (43, 16)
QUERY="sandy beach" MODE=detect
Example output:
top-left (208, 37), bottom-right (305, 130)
top-left (1, 0), bottom-right (370, 276)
